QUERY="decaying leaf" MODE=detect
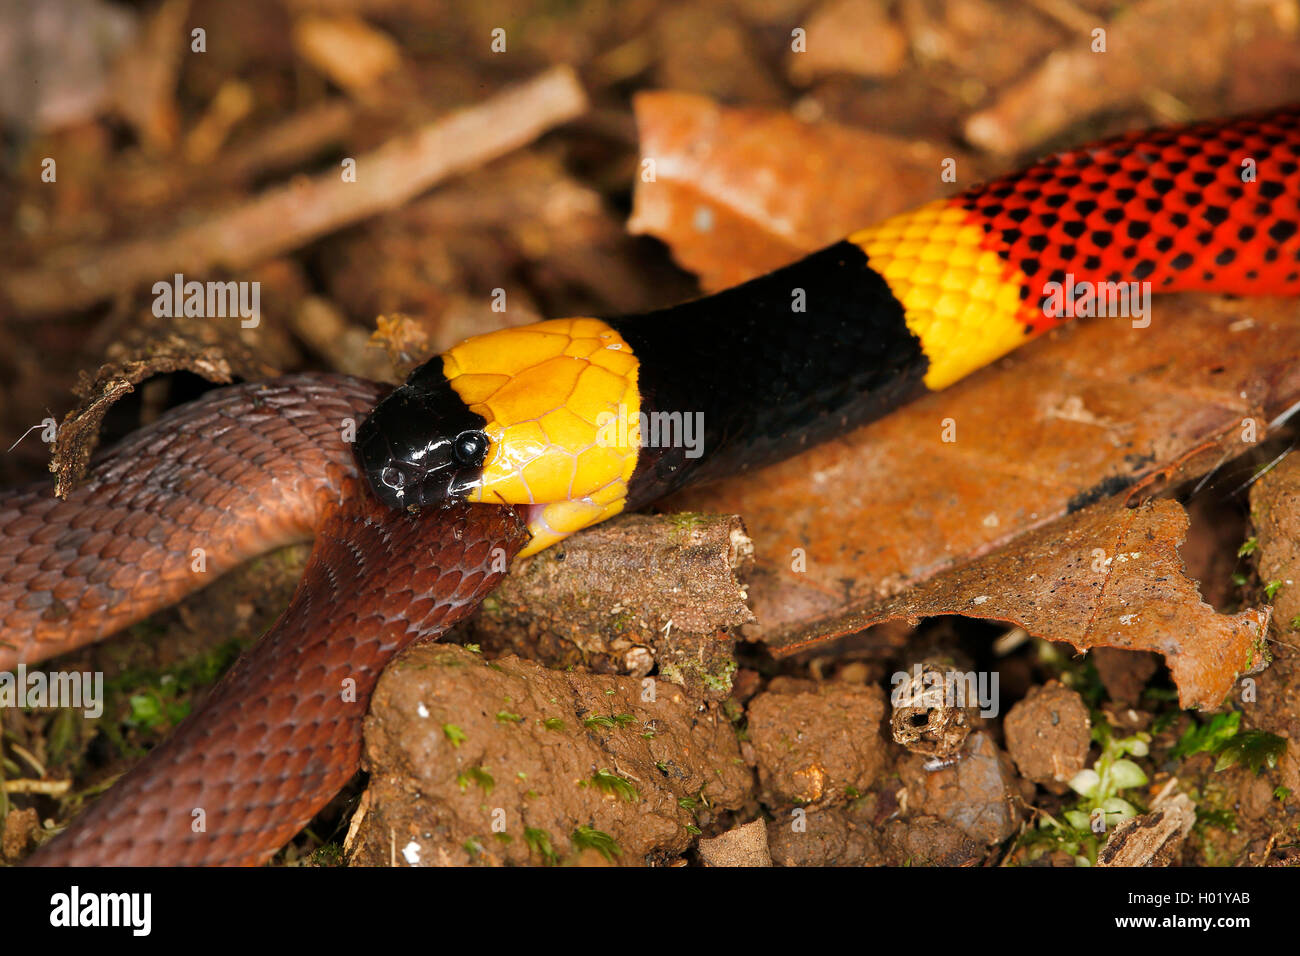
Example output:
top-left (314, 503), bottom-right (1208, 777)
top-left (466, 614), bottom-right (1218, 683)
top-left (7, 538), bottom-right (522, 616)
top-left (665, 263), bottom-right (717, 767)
top-left (628, 91), bottom-right (980, 291)
top-left (770, 499), bottom-right (1269, 711)
top-left (51, 321), bottom-right (276, 496)
top-left (669, 296), bottom-right (1300, 648)
top-left (1097, 791), bottom-right (1196, 867)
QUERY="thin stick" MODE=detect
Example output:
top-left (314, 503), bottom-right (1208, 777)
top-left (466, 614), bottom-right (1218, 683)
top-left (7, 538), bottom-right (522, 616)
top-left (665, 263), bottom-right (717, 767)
top-left (2, 66), bottom-right (588, 317)
top-left (3, 778), bottom-right (70, 796)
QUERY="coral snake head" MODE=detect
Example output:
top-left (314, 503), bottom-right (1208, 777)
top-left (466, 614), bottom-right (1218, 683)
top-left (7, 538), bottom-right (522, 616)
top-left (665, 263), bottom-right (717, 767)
top-left (355, 317), bottom-right (643, 556)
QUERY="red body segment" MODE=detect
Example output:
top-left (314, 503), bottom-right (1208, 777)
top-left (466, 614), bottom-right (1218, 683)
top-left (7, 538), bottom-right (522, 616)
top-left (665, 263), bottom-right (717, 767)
top-left (959, 106), bottom-right (1300, 335)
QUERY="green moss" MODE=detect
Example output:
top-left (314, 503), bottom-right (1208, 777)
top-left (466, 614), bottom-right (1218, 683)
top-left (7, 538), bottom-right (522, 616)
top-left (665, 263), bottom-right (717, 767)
top-left (308, 843), bottom-right (344, 867)
top-left (583, 713), bottom-right (636, 729)
top-left (442, 723), bottom-right (468, 747)
top-left (571, 825), bottom-right (621, 861)
top-left (666, 512), bottom-right (707, 533)
top-left (590, 769), bottom-right (638, 802)
top-left (1215, 730), bottom-right (1286, 775)
top-left (659, 657), bottom-right (738, 695)
top-left (455, 766), bottom-right (495, 795)
top-left (524, 826), bottom-right (558, 865)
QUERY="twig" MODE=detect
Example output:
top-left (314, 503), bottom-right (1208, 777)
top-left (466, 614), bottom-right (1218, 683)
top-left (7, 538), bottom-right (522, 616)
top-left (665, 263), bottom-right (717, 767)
top-left (3, 778), bottom-right (70, 796)
top-left (2, 66), bottom-right (588, 317)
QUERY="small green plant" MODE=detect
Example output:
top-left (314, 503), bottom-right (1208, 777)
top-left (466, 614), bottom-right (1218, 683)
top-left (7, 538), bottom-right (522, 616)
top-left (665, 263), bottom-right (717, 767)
top-left (1169, 711), bottom-right (1286, 774)
top-left (1064, 727), bottom-right (1149, 831)
top-left (583, 713), bottom-right (637, 729)
top-left (1265, 580), bottom-right (1284, 600)
top-left (571, 825), bottom-right (621, 861)
top-left (524, 827), bottom-right (558, 865)
top-left (495, 710), bottom-right (522, 724)
top-left (541, 717), bottom-right (566, 731)
top-left (1237, 537), bottom-right (1258, 557)
top-left (1215, 730), bottom-right (1286, 775)
top-left (455, 766), bottom-right (495, 795)
top-left (1029, 725), bottom-right (1151, 866)
top-left (442, 723), bottom-right (468, 748)
top-left (1171, 711), bottom-right (1240, 759)
top-left (126, 686), bottom-right (189, 730)
top-left (590, 769), bottom-right (639, 802)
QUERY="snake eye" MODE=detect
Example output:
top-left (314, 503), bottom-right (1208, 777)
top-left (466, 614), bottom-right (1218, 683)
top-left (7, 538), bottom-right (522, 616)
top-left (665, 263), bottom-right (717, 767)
top-left (452, 430), bottom-right (488, 466)
top-left (380, 465), bottom-right (406, 490)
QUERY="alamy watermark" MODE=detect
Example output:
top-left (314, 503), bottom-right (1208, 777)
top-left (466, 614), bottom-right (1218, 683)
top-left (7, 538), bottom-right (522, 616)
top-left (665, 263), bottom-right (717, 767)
top-left (0, 665), bottom-right (103, 718)
top-left (152, 273), bottom-right (260, 328)
top-left (889, 663), bottom-right (999, 718)
top-left (1041, 274), bottom-right (1152, 328)
top-left (597, 405), bottom-right (704, 459)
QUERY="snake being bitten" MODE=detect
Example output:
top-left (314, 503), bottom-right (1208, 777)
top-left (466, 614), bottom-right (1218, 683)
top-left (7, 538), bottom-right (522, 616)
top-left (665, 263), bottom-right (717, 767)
top-left (6, 105), bottom-right (1300, 865)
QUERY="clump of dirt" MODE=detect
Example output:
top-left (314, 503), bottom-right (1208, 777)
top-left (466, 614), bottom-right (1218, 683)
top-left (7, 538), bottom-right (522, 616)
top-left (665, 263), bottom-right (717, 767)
top-left (468, 513), bottom-right (752, 699)
top-left (696, 819), bottom-right (771, 867)
top-left (1088, 648), bottom-right (1161, 709)
top-left (765, 803), bottom-right (884, 866)
top-left (762, 800), bottom-right (984, 867)
top-left (1003, 680), bottom-right (1091, 785)
top-left (746, 676), bottom-right (888, 808)
top-left (879, 818), bottom-right (985, 867)
top-left (347, 644), bottom-right (751, 866)
top-left (898, 732), bottom-right (1026, 845)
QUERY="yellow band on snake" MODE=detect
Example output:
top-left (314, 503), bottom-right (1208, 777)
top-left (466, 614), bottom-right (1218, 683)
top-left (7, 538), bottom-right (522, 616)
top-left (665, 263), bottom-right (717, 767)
top-left (441, 317), bottom-right (642, 556)
top-left (849, 200), bottom-right (1035, 390)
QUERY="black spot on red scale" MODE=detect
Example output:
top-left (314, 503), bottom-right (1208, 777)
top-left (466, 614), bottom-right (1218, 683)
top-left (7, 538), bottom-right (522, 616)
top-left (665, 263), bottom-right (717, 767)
top-left (1270, 220), bottom-right (1298, 242)
top-left (956, 104), bottom-right (1300, 323)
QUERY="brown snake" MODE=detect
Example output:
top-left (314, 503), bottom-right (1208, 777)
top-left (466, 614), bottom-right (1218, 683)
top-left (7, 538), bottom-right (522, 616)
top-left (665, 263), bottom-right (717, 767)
top-left (2, 374), bottom-right (527, 865)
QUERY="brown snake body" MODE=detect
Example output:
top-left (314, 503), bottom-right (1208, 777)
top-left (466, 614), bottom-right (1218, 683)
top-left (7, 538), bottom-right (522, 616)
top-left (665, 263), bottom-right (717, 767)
top-left (1, 374), bottom-right (527, 865)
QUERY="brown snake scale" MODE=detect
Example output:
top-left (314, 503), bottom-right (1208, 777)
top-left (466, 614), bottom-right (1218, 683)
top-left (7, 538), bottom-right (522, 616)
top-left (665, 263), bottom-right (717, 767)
top-left (1, 374), bottom-right (528, 865)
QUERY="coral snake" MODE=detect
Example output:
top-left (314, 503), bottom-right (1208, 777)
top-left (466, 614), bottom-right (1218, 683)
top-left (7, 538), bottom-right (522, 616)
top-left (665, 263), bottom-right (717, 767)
top-left (4, 105), bottom-right (1299, 865)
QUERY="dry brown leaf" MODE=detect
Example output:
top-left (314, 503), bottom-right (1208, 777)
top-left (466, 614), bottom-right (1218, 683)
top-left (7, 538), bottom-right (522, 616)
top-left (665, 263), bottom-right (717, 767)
top-left (669, 297), bottom-right (1300, 649)
top-left (628, 91), bottom-right (979, 291)
top-left (772, 499), bottom-right (1269, 711)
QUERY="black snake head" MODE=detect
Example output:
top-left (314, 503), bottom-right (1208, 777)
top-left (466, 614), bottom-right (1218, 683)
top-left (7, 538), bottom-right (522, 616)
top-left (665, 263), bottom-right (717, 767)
top-left (354, 359), bottom-right (490, 510)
